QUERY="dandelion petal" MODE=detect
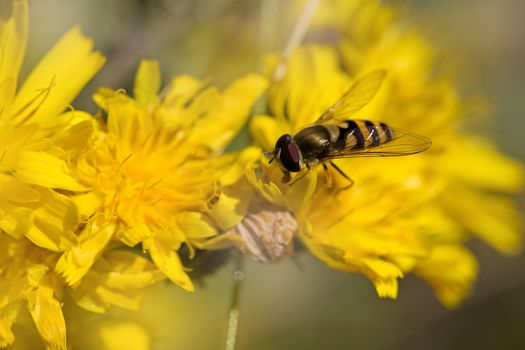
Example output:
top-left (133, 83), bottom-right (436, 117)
top-left (56, 222), bottom-right (114, 286)
top-left (0, 302), bottom-right (20, 348)
top-left (134, 60), bottom-right (161, 107)
top-left (14, 151), bottom-right (88, 191)
top-left (143, 238), bottom-right (194, 292)
top-left (0, 0), bottom-right (28, 109)
top-left (9, 27), bottom-right (105, 125)
top-left (27, 284), bottom-right (67, 350)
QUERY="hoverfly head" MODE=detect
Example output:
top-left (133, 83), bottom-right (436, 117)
top-left (273, 134), bottom-right (302, 172)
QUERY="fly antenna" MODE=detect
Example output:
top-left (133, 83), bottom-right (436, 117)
top-left (263, 151), bottom-right (274, 164)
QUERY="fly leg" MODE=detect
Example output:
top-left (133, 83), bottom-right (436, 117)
top-left (286, 164), bottom-right (312, 186)
top-left (322, 163), bottom-right (333, 188)
top-left (281, 170), bottom-right (292, 184)
top-left (329, 161), bottom-right (354, 191)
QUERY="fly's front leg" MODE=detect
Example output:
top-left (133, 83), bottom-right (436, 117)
top-left (281, 170), bottom-right (292, 184)
top-left (329, 161), bottom-right (354, 191)
top-left (287, 168), bottom-right (309, 186)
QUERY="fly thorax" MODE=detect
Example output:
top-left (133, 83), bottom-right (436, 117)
top-left (293, 125), bottom-right (333, 162)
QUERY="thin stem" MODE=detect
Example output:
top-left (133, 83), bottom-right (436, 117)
top-left (224, 252), bottom-right (245, 350)
top-left (272, 0), bottom-right (321, 81)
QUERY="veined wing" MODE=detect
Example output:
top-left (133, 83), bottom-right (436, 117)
top-left (315, 70), bottom-right (387, 123)
top-left (325, 125), bottom-right (432, 158)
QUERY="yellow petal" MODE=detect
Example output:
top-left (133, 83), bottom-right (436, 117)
top-left (245, 166), bottom-right (284, 206)
top-left (220, 147), bottom-right (261, 186)
top-left (0, 176), bottom-right (41, 204)
top-left (409, 206), bottom-right (464, 243)
top-left (0, 123), bottom-right (53, 172)
top-left (441, 137), bottom-right (524, 192)
top-left (117, 224), bottom-right (153, 247)
top-left (0, 302), bottom-right (20, 348)
top-left (71, 281), bottom-right (143, 314)
top-left (0, 205), bottom-right (33, 239)
top-left (323, 222), bottom-right (428, 260)
top-left (194, 232), bottom-right (246, 250)
top-left (176, 212), bottom-right (217, 239)
top-left (441, 186), bottom-right (523, 255)
top-left (134, 60), bottom-right (161, 107)
top-left (250, 115), bottom-right (280, 151)
top-left (163, 74), bottom-right (204, 106)
top-left (9, 27), bottom-right (105, 126)
top-left (26, 264), bottom-right (49, 287)
top-left (266, 46), bottom-right (348, 128)
top-left (209, 189), bottom-right (249, 231)
top-left (91, 283), bottom-right (143, 312)
top-left (285, 171), bottom-right (317, 218)
top-left (53, 113), bottom-right (95, 151)
top-left (25, 190), bottom-right (78, 252)
top-left (101, 251), bottom-right (165, 290)
top-left (416, 245), bottom-right (478, 308)
top-left (14, 151), bottom-right (88, 191)
top-left (0, 0), bottom-right (28, 110)
top-left (26, 283), bottom-right (67, 350)
top-left (104, 93), bottom-right (137, 141)
top-left (93, 87), bottom-right (119, 111)
top-left (188, 74), bottom-right (268, 151)
top-left (70, 251), bottom-right (164, 313)
top-left (361, 258), bottom-right (404, 280)
top-left (143, 238), bottom-right (194, 291)
top-left (374, 278), bottom-right (398, 299)
top-left (56, 221), bottom-right (114, 286)
top-left (71, 191), bottom-right (102, 222)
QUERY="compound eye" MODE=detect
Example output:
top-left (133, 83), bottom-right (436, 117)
top-left (275, 134), bottom-right (293, 150)
top-left (279, 142), bottom-right (301, 172)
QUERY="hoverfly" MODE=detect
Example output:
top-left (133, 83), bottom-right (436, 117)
top-left (267, 70), bottom-right (432, 187)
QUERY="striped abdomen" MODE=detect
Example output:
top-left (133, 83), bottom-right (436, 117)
top-left (335, 120), bottom-right (393, 151)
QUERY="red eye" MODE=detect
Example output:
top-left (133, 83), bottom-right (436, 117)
top-left (280, 143), bottom-right (301, 172)
top-left (287, 143), bottom-right (299, 163)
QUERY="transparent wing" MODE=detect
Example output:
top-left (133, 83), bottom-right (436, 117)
top-left (325, 126), bottom-right (432, 159)
top-left (315, 70), bottom-right (387, 123)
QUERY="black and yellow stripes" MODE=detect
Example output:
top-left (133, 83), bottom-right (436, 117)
top-left (364, 121), bottom-right (380, 146)
top-left (338, 120), bottom-right (364, 149)
top-left (379, 122), bottom-right (393, 143)
top-left (337, 120), bottom-right (394, 150)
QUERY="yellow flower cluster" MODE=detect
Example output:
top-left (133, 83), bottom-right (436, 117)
top-left (218, 0), bottom-right (522, 308)
top-left (58, 61), bottom-right (266, 294)
top-left (0, 1), bottom-right (266, 348)
top-left (0, 0), bottom-right (523, 348)
top-left (212, 0), bottom-right (523, 308)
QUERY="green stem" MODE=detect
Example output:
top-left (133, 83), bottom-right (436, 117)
top-left (225, 252), bottom-right (244, 350)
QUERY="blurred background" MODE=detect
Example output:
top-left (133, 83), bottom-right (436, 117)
top-left (10, 0), bottom-right (525, 349)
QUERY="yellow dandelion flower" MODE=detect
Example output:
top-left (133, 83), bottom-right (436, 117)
top-left (209, 0), bottom-right (523, 308)
top-left (0, 1), bottom-right (161, 348)
top-left (67, 59), bottom-right (267, 292)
